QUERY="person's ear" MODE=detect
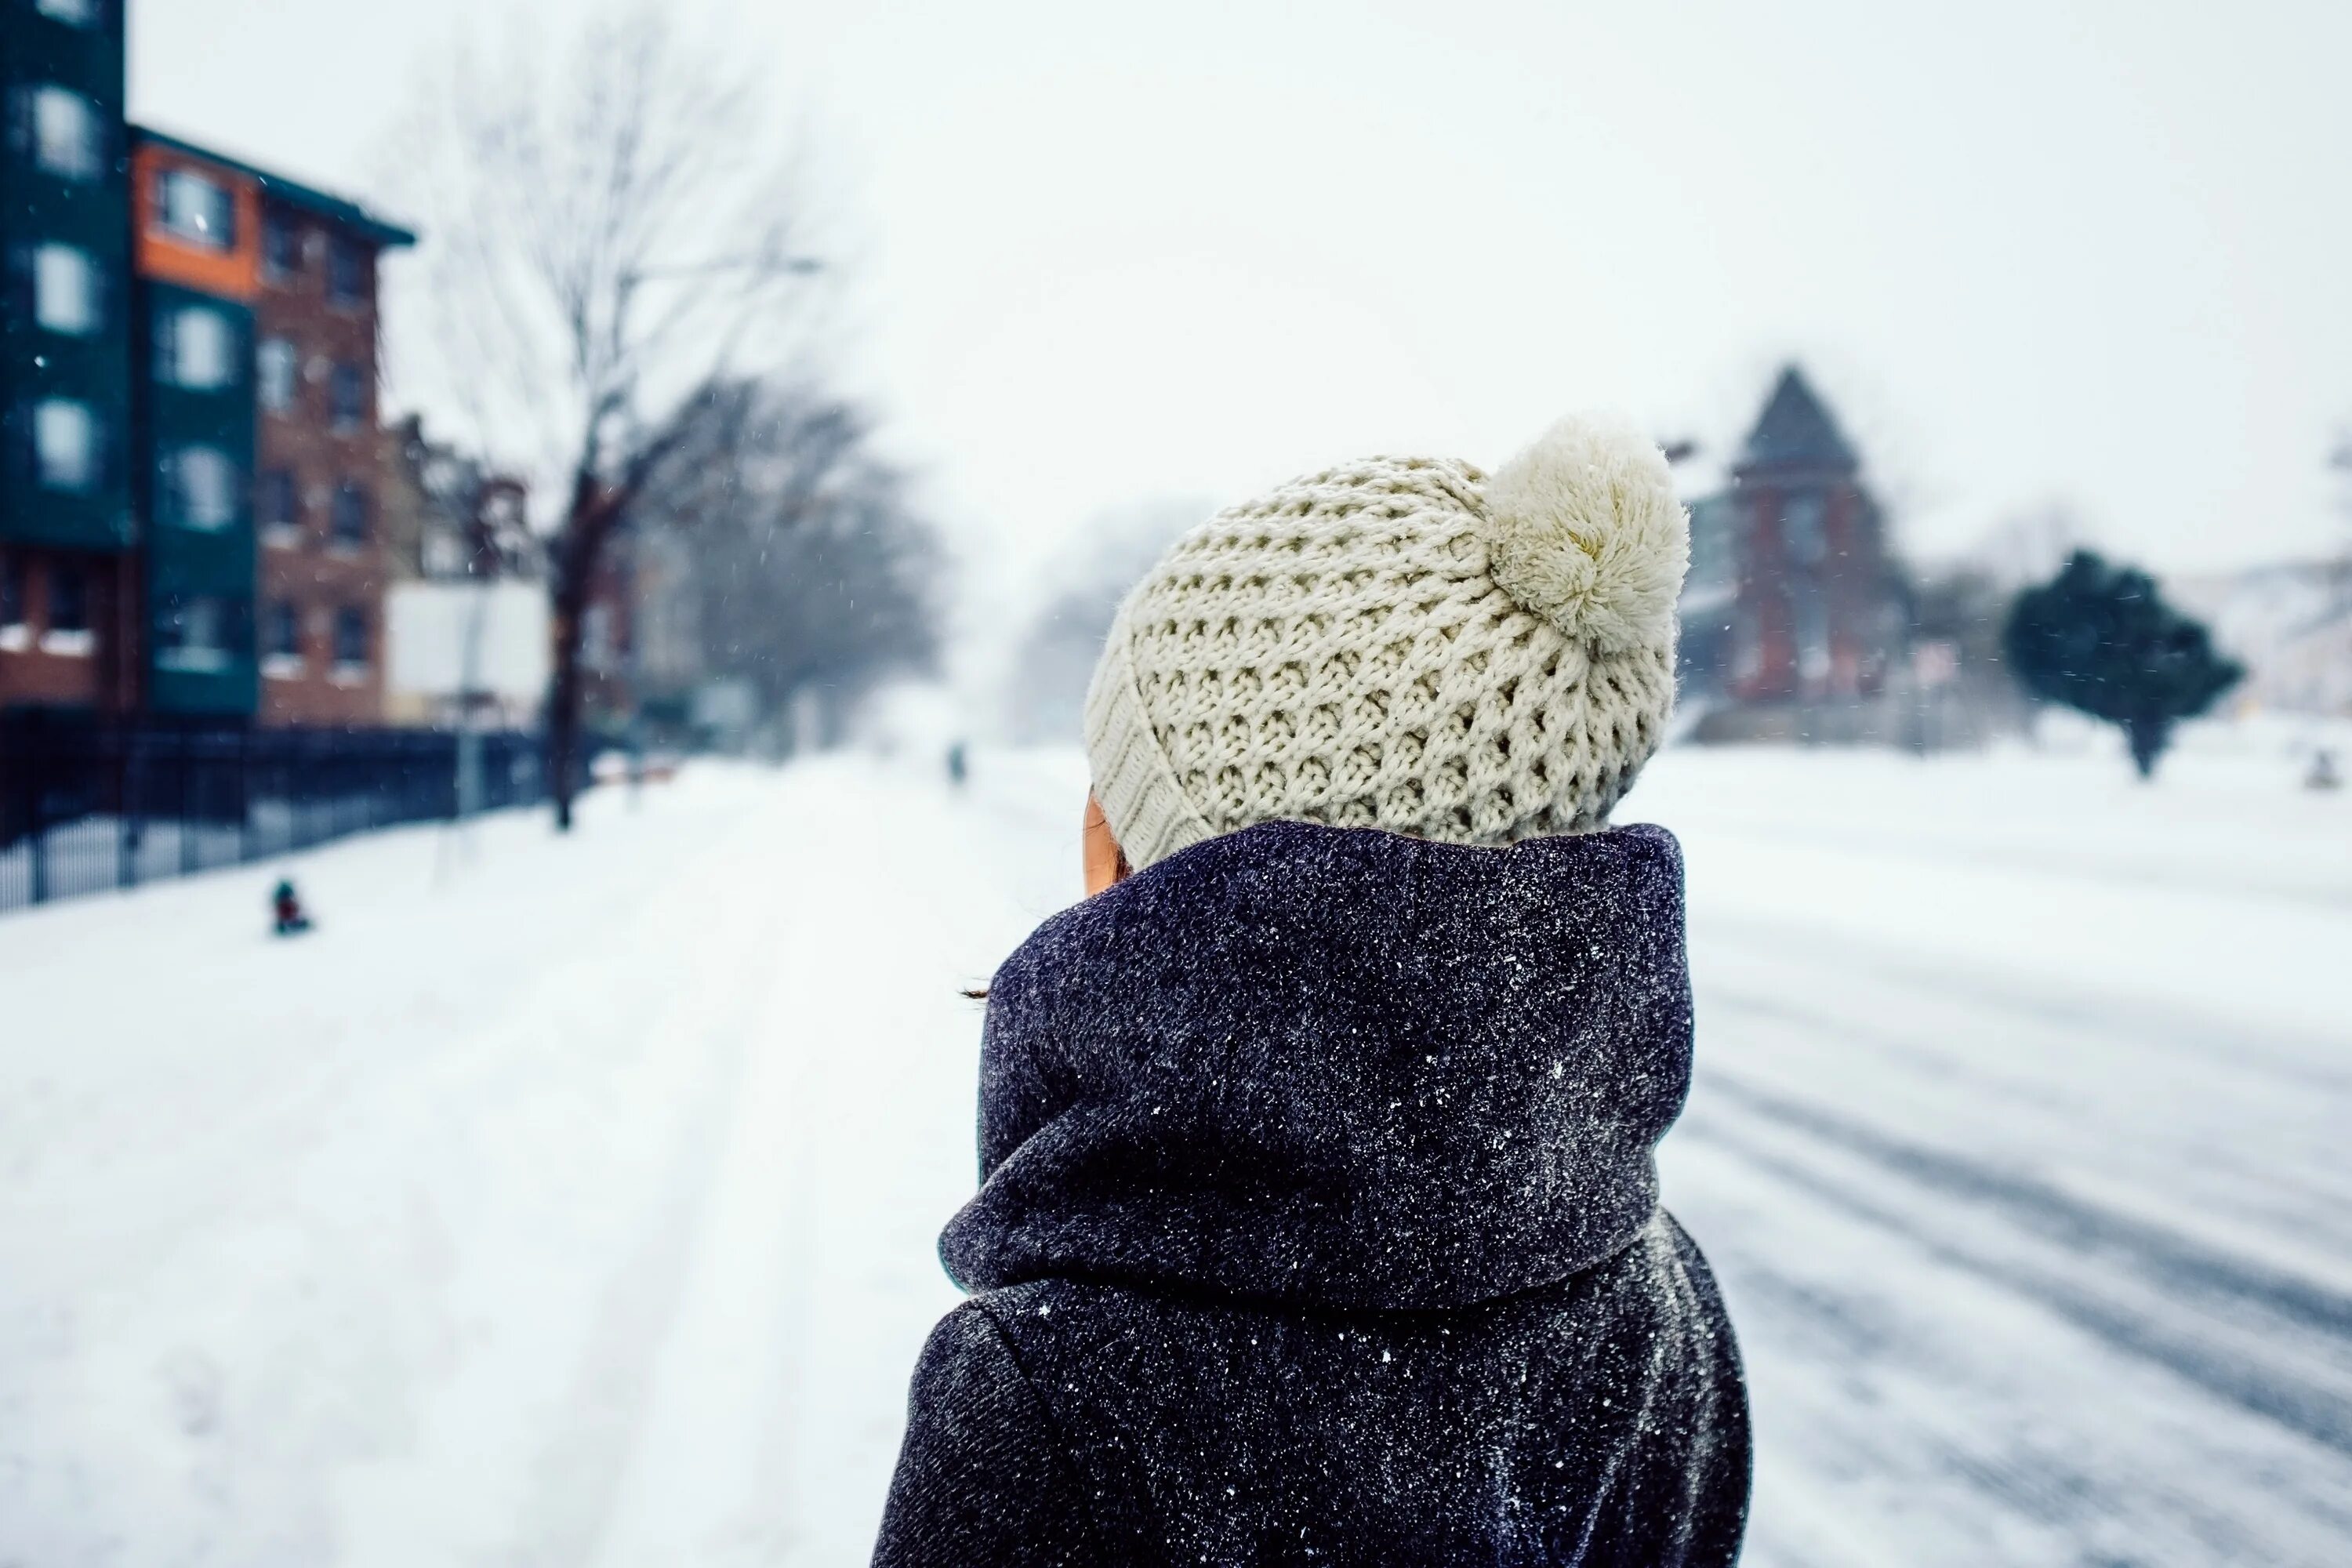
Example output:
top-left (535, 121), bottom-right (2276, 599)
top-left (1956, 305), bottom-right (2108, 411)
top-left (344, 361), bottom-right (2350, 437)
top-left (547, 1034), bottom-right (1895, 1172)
top-left (1083, 793), bottom-right (1129, 895)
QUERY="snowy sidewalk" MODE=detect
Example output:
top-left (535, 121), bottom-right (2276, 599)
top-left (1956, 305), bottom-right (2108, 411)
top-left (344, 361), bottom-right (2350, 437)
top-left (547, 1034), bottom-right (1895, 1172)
top-left (0, 760), bottom-right (1068, 1566)
top-left (2, 739), bottom-right (2347, 1566)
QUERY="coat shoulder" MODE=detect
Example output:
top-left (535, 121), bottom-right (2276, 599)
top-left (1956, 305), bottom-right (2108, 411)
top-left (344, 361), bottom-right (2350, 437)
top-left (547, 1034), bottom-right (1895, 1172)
top-left (872, 1301), bottom-right (1100, 1568)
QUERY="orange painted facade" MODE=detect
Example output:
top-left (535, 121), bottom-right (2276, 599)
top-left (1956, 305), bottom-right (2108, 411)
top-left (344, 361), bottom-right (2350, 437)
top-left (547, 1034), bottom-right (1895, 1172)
top-left (129, 143), bottom-right (261, 299)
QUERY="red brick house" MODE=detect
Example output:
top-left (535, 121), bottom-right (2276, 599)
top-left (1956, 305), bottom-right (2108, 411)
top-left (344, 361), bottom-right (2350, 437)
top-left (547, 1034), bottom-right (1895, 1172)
top-left (1684, 367), bottom-right (1907, 708)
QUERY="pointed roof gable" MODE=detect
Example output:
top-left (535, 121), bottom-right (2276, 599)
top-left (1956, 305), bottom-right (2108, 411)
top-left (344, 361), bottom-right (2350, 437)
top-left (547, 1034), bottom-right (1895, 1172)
top-left (1738, 365), bottom-right (1857, 475)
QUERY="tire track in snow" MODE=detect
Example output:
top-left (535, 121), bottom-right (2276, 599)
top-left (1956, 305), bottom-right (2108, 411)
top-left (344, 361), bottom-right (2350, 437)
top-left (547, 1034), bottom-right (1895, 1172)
top-left (1682, 1096), bottom-right (2352, 1463)
top-left (1694, 931), bottom-right (2352, 1243)
top-left (1671, 1149), bottom-right (2343, 1567)
top-left (1701, 1258), bottom-right (2132, 1544)
top-left (579, 866), bottom-right (826, 1568)
top-left (1700, 916), bottom-right (2352, 1096)
top-left (564, 761), bottom-right (1013, 1568)
top-left (1702, 1070), bottom-right (2352, 1350)
top-left (1675, 909), bottom-right (2352, 1565)
top-left (499, 815), bottom-right (804, 1568)
top-left (1679, 1122), bottom-right (2352, 1563)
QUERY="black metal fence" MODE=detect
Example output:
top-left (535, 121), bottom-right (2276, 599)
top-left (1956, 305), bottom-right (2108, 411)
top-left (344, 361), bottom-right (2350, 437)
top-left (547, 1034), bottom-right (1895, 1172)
top-left (0, 714), bottom-right (546, 915)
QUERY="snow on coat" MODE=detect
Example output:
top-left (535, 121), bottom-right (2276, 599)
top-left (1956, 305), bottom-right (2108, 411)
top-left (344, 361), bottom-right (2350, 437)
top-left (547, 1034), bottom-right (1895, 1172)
top-left (874, 819), bottom-right (1751, 1566)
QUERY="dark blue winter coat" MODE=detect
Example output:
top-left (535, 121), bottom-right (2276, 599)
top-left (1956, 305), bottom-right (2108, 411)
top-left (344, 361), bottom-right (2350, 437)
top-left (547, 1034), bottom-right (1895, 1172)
top-left (874, 820), bottom-right (1750, 1566)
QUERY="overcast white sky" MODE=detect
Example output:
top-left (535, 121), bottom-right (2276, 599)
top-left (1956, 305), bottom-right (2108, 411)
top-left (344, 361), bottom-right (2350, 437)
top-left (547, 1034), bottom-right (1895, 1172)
top-left (134, 0), bottom-right (2352, 590)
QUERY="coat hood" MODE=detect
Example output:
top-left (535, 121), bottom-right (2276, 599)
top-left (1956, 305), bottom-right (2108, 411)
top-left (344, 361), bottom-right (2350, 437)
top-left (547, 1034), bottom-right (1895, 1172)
top-left (941, 819), bottom-right (1694, 1312)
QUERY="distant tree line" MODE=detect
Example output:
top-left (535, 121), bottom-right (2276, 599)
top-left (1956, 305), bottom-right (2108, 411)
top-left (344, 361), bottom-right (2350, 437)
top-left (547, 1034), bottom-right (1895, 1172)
top-left (635, 380), bottom-right (942, 750)
top-left (1006, 497), bottom-right (1210, 744)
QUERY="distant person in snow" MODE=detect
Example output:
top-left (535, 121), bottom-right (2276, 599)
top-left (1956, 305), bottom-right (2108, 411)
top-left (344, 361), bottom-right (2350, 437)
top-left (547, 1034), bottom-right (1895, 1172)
top-left (270, 879), bottom-right (312, 938)
top-left (873, 419), bottom-right (1750, 1566)
top-left (946, 742), bottom-right (969, 788)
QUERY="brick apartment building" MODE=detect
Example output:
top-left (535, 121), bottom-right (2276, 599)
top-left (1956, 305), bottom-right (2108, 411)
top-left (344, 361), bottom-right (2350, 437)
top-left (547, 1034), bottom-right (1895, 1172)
top-left (0, 0), bottom-right (139, 714)
top-left (218, 132), bottom-right (413, 725)
top-left (0, 0), bottom-right (415, 726)
top-left (382, 414), bottom-right (535, 585)
top-left (1679, 366), bottom-right (1908, 707)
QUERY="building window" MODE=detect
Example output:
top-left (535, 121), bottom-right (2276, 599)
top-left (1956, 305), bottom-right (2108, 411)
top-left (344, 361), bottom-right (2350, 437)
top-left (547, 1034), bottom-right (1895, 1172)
top-left (1730, 601), bottom-right (1763, 688)
top-left (155, 301), bottom-right (239, 390)
top-left (423, 528), bottom-right (464, 578)
top-left (263, 209), bottom-right (303, 278)
top-left (37, 561), bottom-right (93, 655)
top-left (1782, 494), bottom-right (1829, 568)
top-left (257, 337), bottom-right (297, 412)
top-left (36, 0), bottom-right (103, 24)
top-left (32, 397), bottom-right (99, 492)
top-left (47, 562), bottom-right (89, 632)
top-left (1684, 495), bottom-right (1733, 597)
top-left (328, 362), bottom-right (366, 430)
top-left (332, 604), bottom-right (368, 670)
top-left (330, 481), bottom-right (371, 548)
top-left (26, 85), bottom-right (103, 180)
top-left (31, 242), bottom-right (101, 335)
top-left (256, 468), bottom-right (299, 539)
top-left (156, 594), bottom-right (233, 671)
top-left (155, 168), bottom-right (234, 249)
top-left (328, 238), bottom-right (368, 306)
top-left (1791, 579), bottom-right (1831, 684)
top-left (0, 553), bottom-right (24, 633)
top-left (264, 599), bottom-right (301, 660)
top-left (164, 445), bottom-right (239, 530)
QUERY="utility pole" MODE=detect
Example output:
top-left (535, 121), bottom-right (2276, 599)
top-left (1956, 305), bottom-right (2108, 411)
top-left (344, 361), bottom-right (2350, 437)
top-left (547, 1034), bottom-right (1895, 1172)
top-left (2329, 429), bottom-right (2352, 616)
top-left (436, 489), bottom-right (498, 884)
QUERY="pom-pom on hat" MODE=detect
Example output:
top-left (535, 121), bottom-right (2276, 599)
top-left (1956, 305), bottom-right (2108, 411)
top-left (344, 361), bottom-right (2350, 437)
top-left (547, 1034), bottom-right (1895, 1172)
top-left (1083, 416), bottom-right (1689, 871)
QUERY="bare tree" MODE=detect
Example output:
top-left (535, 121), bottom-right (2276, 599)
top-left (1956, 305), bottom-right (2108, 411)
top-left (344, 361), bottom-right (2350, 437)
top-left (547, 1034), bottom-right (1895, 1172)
top-left (387, 4), bottom-right (826, 828)
top-left (639, 382), bottom-right (944, 742)
top-left (1007, 498), bottom-right (1210, 742)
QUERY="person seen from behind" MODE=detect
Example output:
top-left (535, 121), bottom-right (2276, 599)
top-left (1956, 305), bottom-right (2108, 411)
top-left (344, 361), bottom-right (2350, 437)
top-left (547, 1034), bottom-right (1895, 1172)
top-left (873, 416), bottom-right (1751, 1566)
top-left (270, 878), bottom-right (313, 938)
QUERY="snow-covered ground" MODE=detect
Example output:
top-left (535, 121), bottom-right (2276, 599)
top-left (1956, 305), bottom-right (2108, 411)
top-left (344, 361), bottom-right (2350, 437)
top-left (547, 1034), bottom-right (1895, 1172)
top-left (2, 729), bottom-right (2347, 1566)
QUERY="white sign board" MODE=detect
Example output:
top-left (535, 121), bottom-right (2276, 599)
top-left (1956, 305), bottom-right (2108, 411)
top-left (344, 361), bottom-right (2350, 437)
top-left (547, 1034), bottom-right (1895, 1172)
top-left (387, 581), bottom-right (550, 704)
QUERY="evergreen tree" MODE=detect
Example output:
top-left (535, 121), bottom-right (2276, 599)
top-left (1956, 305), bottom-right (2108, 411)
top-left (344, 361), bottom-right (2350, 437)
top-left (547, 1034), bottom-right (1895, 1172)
top-left (2003, 551), bottom-right (2241, 777)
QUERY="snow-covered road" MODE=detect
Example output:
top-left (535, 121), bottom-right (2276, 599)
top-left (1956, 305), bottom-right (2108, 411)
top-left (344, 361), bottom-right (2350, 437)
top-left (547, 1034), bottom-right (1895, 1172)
top-left (2, 736), bottom-right (2347, 1565)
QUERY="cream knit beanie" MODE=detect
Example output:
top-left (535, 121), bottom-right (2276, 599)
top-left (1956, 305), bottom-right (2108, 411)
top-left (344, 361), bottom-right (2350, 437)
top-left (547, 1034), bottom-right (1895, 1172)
top-left (1083, 415), bottom-right (1688, 871)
